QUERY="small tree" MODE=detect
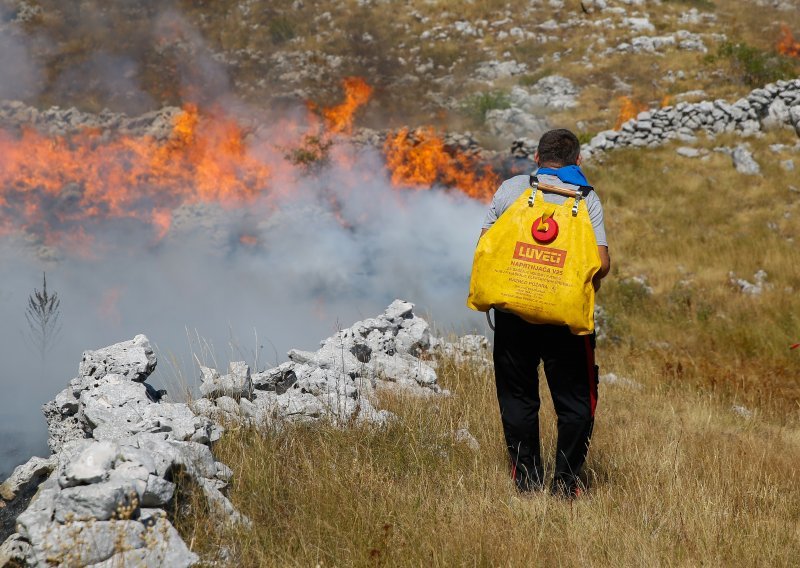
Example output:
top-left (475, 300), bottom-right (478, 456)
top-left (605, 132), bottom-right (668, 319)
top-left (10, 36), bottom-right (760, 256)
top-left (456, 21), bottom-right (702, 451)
top-left (26, 272), bottom-right (62, 360)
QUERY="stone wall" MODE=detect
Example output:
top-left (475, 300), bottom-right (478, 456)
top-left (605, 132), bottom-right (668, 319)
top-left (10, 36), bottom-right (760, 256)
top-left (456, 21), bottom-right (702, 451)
top-left (581, 78), bottom-right (800, 159)
top-left (0, 302), bottom-right (486, 567)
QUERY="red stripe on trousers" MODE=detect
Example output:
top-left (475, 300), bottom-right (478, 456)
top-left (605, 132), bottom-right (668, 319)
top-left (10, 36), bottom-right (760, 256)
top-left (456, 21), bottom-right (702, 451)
top-left (584, 336), bottom-right (597, 417)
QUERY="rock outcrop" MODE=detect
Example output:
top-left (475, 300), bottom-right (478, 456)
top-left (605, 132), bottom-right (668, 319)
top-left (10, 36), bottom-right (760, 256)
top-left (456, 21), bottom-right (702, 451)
top-left (1, 334), bottom-right (235, 567)
top-left (0, 101), bottom-right (182, 140)
top-left (1, 301), bottom-right (485, 567)
top-left (192, 300), bottom-right (456, 427)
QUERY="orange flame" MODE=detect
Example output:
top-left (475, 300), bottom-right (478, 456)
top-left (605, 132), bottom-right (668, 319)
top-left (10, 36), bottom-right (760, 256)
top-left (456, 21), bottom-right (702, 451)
top-left (314, 77), bottom-right (373, 135)
top-left (239, 234), bottom-right (258, 246)
top-left (0, 77), bottom-right (503, 251)
top-left (614, 96), bottom-right (649, 130)
top-left (777, 24), bottom-right (800, 58)
top-left (0, 103), bottom-right (271, 244)
top-left (383, 127), bottom-right (499, 202)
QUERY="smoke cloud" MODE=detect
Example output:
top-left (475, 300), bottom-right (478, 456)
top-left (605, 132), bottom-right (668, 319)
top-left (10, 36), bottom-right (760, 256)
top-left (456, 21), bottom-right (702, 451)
top-left (0, 141), bottom-right (490, 477)
top-left (0, 14), bottom-right (43, 101)
top-left (0, 5), bottom-right (492, 478)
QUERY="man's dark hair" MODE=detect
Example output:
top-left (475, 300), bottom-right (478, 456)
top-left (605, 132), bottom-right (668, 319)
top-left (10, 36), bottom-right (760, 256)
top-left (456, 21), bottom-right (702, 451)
top-left (537, 129), bottom-right (580, 166)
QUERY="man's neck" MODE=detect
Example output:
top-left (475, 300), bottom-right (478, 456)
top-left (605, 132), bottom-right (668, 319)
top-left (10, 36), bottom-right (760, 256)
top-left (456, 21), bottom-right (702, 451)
top-left (538, 162), bottom-right (569, 169)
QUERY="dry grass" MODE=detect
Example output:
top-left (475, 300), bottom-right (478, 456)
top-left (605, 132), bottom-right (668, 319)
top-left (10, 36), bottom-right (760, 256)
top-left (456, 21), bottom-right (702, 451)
top-left (12, 0), bottom-right (798, 563)
top-left (180, 346), bottom-right (800, 566)
top-left (175, 119), bottom-right (800, 564)
top-left (16, 0), bottom-right (800, 130)
top-left (588, 128), bottom-right (800, 418)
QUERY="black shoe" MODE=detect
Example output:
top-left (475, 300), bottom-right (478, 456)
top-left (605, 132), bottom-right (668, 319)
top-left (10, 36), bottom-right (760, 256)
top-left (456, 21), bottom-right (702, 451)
top-left (513, 464), bottom-right (544, 493)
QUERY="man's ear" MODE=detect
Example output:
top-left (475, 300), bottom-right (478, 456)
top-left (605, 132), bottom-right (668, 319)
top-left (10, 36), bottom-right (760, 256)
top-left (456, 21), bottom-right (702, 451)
top-left (533, 150), bottom-right (540, 166)
top-left (576, 154), bottom-right (582, 166)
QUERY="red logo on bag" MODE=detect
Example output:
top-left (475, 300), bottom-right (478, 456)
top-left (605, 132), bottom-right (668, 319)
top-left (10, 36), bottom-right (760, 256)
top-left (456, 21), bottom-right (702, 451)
top-left (531, 213), bottom-right (559, 244)
top-left (513, 241), bottom-right (567, 268)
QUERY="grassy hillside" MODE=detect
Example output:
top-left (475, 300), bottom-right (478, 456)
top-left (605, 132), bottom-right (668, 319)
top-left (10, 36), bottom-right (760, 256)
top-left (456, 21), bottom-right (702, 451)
top-left (178, 341), bottom-right (800, 566)
top-left (176, 124), bottom-right (800, 565)
top-left (5, 0), bottom-right (798, 563)
top-left (9, 0), bottom-right (800, 136)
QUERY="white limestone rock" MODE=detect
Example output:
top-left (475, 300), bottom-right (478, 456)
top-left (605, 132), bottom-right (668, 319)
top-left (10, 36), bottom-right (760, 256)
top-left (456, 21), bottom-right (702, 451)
top-left (790, 105), bottom-right (800, 136)
top-left (142, 474), bottom-right (175, 507)
top-left (455, 428), bottom-right (480, 451)
top-left (0, 533), bottom-right (31, 566)
top-left (0, 456), bottom-right (56, 501)
top-left (86, 518), bottom-right (199, 568)
top-left (28, 520), bottom-right (146, 567)
top-left (511, 76), bottom-right (579, 111)
top-left (600, 373), bottom-right (644, 391)
top-left (79, 334), bottom-right (156, 382)
top-left (676, 146), bottom-right (701, 158)
top-left (764, 98), bottom-right (791, 129)
top-left (486, 107), bottom-right (549, 141)
top-left (215, 396), bottom-right (241, 416)
top-left (372, 352), bottom-right (438, 387)
top-left (252, 362), bottom-right (297, 393)
top-left (623, 17), bottom-right (654, 33)
top-left (732, 144), bottom-right (761, 175)
top-left (475, 60), bottom-right (528, 80)
top-left (199, 361), bottom-right (253, 400)
top-left (53, 479), bottom-right (140, 522)
top-left (729, 270), bottom-right (769, 295)
top-left (384, 299), bottom-right (414, 321)
top-left (58, 441), bottom-right (120, 488)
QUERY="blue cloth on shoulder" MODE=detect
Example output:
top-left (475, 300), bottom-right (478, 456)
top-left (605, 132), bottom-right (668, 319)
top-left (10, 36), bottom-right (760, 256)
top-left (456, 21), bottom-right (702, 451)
top-left (536, 165), bottom-right (590, 187)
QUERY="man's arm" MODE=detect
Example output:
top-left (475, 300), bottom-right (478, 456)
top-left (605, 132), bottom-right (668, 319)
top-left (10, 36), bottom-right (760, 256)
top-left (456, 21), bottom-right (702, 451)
top-left (593, 245), bottom-right (610, 290)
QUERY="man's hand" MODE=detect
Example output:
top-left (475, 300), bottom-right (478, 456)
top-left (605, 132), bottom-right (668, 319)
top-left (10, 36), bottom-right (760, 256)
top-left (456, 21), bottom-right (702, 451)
top-left (593, 245), bottom-right (610, 291)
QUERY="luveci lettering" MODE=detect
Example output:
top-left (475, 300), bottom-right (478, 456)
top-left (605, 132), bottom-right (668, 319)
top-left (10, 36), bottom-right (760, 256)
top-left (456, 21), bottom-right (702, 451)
top-left (512, 241), bottom-right (567, 268)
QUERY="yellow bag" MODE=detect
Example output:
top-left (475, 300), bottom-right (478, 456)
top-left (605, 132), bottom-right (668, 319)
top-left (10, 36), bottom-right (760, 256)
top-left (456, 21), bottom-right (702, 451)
top-left (467, 185), bottom-right (601, 335)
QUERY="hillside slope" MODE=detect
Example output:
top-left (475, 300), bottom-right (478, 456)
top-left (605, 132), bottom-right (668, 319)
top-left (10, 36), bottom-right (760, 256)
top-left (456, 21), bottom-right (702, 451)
top-left (181, 340), bottom-right (800, 566)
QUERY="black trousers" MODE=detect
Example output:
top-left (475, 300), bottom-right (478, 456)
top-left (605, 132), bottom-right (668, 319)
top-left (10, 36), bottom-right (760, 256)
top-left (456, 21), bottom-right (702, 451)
top-left (493, 309), bottom-right (598, 493)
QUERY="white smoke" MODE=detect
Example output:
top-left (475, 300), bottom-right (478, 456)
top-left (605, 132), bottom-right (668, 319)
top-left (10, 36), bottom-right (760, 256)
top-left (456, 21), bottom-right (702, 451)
top-left (0, 141), bottom-right (490, 477)
top-left (0, 11), bottom-right (43, 101)
top-left (0, 3), bottom-right (493, 478)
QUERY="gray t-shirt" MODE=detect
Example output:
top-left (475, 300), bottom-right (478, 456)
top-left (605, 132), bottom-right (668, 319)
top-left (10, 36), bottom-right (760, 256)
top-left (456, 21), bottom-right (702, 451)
top-left (482, 173), bottom-right (608, 247)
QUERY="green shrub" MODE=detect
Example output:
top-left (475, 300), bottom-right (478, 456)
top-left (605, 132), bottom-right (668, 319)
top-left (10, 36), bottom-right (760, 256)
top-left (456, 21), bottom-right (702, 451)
top-left (284, 135), bottom-right (332, 170)
top-left (268, 16), bottom-right (295, 44)
top-left (662, 0), bottom-right (716, 9)
top-left (461, 90), bottom-right (511, 124)
top-left (709, 42), bottom-right (798, 87)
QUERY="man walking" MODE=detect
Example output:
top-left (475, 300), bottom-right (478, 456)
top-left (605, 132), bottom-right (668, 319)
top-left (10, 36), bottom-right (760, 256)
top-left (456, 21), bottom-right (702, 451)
top-left (480, 129), bottom-right (610, 497)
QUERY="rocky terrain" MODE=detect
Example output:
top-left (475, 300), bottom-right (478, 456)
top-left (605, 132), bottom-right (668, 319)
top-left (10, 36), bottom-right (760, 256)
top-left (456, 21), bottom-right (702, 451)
top-left (0, 301), bottom-right (486, 566)
top-left (0, 0), bottom-right (799, 564)
top-left (3, 75), bottom-right (799, 181)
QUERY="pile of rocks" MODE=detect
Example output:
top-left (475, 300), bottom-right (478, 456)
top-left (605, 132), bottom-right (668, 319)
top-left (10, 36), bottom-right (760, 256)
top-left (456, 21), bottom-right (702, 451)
top-left (0, 100), bottom-right (182, 140)
top-left (485, 76), bottom-right (579, 142)
top-left (602, 30), bottom-right (712, 56)
top-left (0, 335), bottom-right (241, 567)
top-left (192, 300), bottom-right (460, 427)
top-left (729, 269), bottom-right (770, 296)
top-left (0, 301), bottom-right (486, 566)
top-left (581, 79), bottom-right (800, 159)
